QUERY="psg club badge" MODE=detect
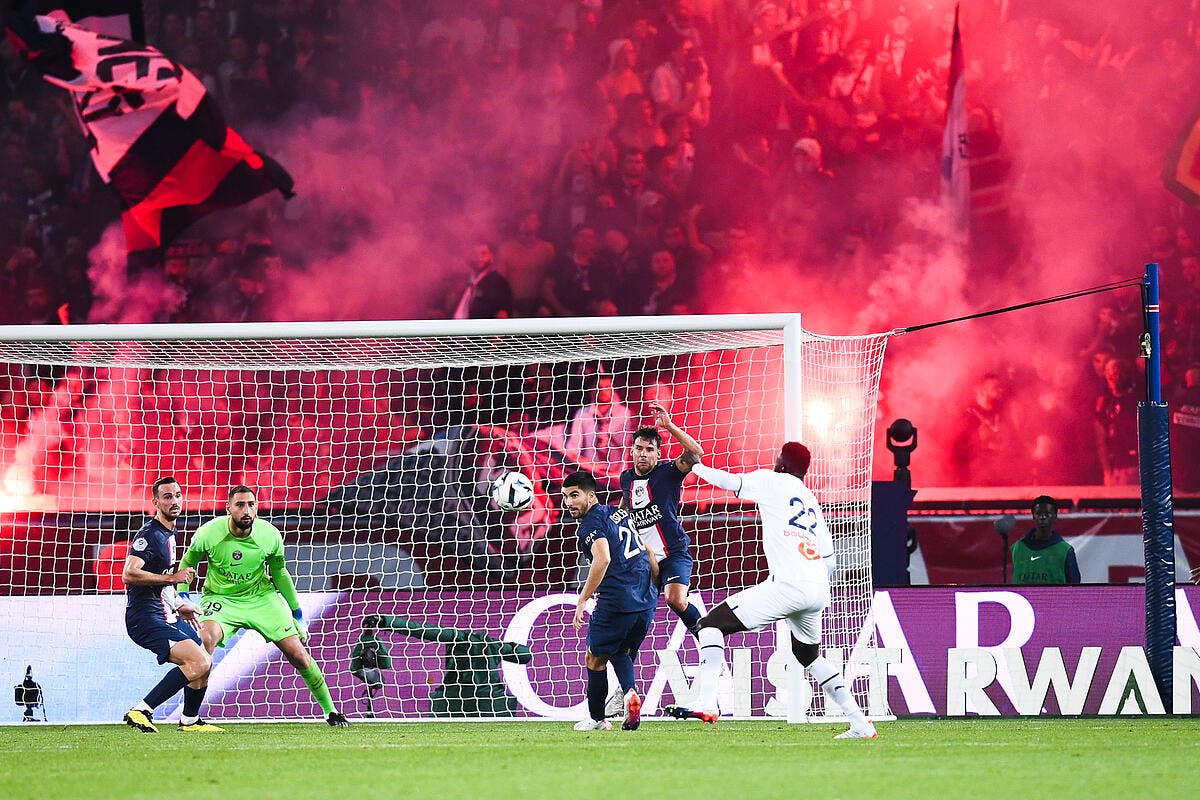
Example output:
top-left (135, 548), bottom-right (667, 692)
top-left (232, 551), bottom-right (243, 561)
top-left (632, 481), bottom-right (649, 508)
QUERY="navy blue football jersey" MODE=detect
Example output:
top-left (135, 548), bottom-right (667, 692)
top-left (620, 461), bottom-right (688, 557)
top-left (125, 517), bottom-right (177, 621)
top-left (576, 504), bottom-right (657, 613)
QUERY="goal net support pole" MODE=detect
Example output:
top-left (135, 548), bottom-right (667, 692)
top-left (1139, 262), bottom-right (1176, 712)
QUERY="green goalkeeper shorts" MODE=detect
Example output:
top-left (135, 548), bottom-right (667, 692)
top-left (199, 591), bottom-right (300, 647)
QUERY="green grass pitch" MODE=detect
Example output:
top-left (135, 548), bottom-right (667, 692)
top-left (3, 718), bottom-right (1198, 800)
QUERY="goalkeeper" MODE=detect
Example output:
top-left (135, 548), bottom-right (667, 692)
top-left (361, 614), bottom-right (532, 716)
top-left (180, 485), bottom-right (350, 726)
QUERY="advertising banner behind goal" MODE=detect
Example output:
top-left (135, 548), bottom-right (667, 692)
top-left (5, 587), bottom-right (1199, 723)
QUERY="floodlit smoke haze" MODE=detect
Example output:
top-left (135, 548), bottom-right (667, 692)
top-left (78, 1), bottom-right (1197, 486)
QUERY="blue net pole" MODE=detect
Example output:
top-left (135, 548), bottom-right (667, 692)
top-left (1144, 263), bottom-right (1163, 404)
top-left (1139, 262), bottom-right (1175, 712)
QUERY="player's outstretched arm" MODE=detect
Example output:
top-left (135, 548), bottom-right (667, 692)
top-left (691, 463), bottom-right (742, 493)
top-left (122, 554), bottom-right (195, 587)
top-left (650, 401), bottom-right (704, 471)
top-left (374, 616), bottom-right (471, 643)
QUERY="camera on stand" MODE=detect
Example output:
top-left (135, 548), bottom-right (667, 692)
top-left (350, 626), bottom-right (392, 718)
top-left (13, 666), bottom-right (45, 722)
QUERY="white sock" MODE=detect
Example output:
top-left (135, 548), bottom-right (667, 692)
top-left (694, 627), bottom-right (726, 712)
top-left (806, 656), bottom-right (868, 727)
top-left (134, 701), bottom-right (153, 713)
top-left (180, 714), bottom-right (199, 725)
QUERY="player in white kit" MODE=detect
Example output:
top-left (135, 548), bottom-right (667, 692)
top-left (663, 442), bottom-right (877, 739)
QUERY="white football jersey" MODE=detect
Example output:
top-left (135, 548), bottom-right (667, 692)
top-left (736, 469), bottom-right (834, 587)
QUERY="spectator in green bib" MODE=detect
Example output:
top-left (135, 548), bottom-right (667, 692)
top-left (1012, 496), bottom-right (1081, 585)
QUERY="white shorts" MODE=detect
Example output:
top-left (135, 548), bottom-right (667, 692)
top-left (725, 578), bottom-right (829, 645)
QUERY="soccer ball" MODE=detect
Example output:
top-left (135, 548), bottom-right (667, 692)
top-left (491, 471), bottom-right (535, 512)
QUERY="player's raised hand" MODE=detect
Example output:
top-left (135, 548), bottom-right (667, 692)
top-left (649, 401), bottom-right (671, 428)
top-left (171, 566), bottom-right (196, 584)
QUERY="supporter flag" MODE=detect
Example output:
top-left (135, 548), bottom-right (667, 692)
top-left (1163, 107), bottom-right (1200, 208)
top-left (940, 4), bottom-right (969, 235)
top-left (6, 8), bottom-right (294, 265)
top-left (34, 0), bottom-right (144, 42)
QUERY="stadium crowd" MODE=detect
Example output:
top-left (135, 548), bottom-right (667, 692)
top-left (2, 0), bottom-right (1200, 489)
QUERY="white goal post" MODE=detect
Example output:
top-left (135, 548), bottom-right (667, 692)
top-left (0, 314), bottom-right (891, 723)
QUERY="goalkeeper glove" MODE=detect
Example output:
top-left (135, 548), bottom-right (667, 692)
top-left (292, 608), bottom-right (309, 644)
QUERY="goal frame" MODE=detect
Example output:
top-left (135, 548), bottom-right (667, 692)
top-left (0, 313), bottom-right (892, 724)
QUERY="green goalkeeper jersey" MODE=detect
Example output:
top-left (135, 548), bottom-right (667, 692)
top-left (181, 516), bottom-right (291, 600)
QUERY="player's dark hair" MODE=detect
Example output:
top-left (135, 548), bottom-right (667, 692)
top-left (228, 484), bottom-right (256, 501)
top-left (151, 476), bottom-right (179, 497)
top-left (563, 470), bottom-right (598, 493)
top-left (778, 442), bottom-right (811, 480)
top-left (632, 427), bottom-right (662, 447)
top-left (1032, 495), bottom-right (1057, 513)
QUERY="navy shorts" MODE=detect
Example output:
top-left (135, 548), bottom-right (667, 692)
top-left (587, 605), bottom-right (654, 659)
top-left (127, 614), bottom-right (202, 665)
top-left (658, 551), bottom-right (694, 588)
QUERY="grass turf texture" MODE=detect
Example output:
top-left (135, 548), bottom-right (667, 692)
top-left (3, 718), bottom-right (1197, 799)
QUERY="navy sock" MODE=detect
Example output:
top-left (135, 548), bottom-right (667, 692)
top-left (144, 667), bottom-right (189, 709)
top-left (677, 603), bottom-right (703, 633)
top-left (182, 685), bottom-right (206, 718)
top-left (586, 668), bottom-right (608, 721)
top-left (610, 653), bottom-right (636, 694)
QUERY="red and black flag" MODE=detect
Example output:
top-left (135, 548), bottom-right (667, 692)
top-left (1164, 107), bottom-right (1200, 208)
top-left (6, 3), bottom-right (293, 264)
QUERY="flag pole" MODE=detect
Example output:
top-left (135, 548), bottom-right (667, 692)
top-left (940, 4), bottom-right (969, 236)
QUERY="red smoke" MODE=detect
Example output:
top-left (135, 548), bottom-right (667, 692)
top-left (76, 1), bottom-right (1197, 488)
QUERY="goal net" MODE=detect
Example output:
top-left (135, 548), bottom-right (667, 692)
top-left (0, 316), bottom-right (890, 723)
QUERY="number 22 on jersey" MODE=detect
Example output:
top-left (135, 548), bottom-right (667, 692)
top-left (787, 497), bottom-right (821, 560)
